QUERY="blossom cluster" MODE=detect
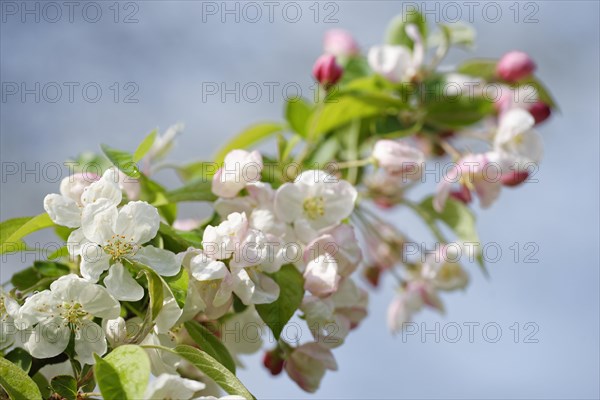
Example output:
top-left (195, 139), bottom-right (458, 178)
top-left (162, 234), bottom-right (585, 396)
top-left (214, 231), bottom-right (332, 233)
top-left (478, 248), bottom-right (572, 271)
top-left (0, 11), bottom-right (555, 400)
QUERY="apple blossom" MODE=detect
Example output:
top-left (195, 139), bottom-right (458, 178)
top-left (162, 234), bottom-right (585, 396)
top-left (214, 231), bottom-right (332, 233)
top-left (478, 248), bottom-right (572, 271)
top-left (212, 149), bottom-right (263, 198)
top-left (274, 170), bottom-right (358, 243)
top-left (0, 289), bottom-right (20, 347)
top-left (434, 153), bottom-right (502, 212)
top-left (372, 139), bottom-right (425, 180)
top-left (494, 108), bottom-right (544, 168)
top-left (387, 281), bottom-right (444, 334)
top-left (284, 342), bottom-right (338, 393)
top-left (17, 274), bottom-right (120, 364)
top-left (74, 199), bottom-right (180, 301)
top-left (312, 54), bottom-right (344, 86)
top-left (421, 245), bottom-right (469, 291)
top-left (368, 24), bottom-right (423, 83)
top-left (496, 51), bottom-right (536, 82)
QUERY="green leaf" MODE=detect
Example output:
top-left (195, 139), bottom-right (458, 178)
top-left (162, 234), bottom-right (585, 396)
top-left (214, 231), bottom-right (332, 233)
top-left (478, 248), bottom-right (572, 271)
top-left (134, 265), bottom-right (164, 321)
top-left (176, 161), bottom-right (220, 183)
top-left (164, 267), bottom-right (189, 309)
top-left (165, 180), bottom-right (216, 203)
top-left (174, 345), bottom-right (255, 399)
top-left (0, 356), bottom-right (43, 400)
top-left (285, 98), bottom-right (312, 137)
top-left (429, 22), bottom-right (476, 49)
top-left (95, 345), bottom-right (150, 400)
top-left (11, 267), bottom-right (47, 291)
top-left (419, 196), bottom-right (486, 272)
top-left (215, 123), bottom-right (284, 163)
top-left (386, 11), bottom-right (428, 49)
top-left (3, 348), bottom-right (32, 373)
top-left (158, 223), bottom-right (195, 253)
top-left (31, 373), bottom-right (50, 400)
top-left (50, 375), bottom-right (78, 400)
top-left (457, 59), bottom-right (497, 80)
top-left (101, 144), bottom-right (140, 178)
top-left (426, 94), bottom-right (494, 128)
top-left (139, 175), bottom-right (177, 224)
top-left (184, 321), bottom-right (236, 373)
top-left (1, 214), bottom-right (54, 254)
top-left (33, 261), bottom-right (70, 278)
top-left (256, 265), bottom-right (304, 340)
top-left (513, 77), bottom-right (558, 109)
top-left (133, 129), bottom-right (158, 162)
top-left (312, 93), bottom-right (406, 138)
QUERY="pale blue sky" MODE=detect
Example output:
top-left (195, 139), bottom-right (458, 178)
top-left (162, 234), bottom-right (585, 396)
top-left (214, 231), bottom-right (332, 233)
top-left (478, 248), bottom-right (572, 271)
top-left (1, 1), bottom-right (599, 398)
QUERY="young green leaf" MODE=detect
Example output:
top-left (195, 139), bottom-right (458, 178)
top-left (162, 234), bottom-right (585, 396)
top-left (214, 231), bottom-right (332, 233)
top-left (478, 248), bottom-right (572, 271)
top-left (33, 261), bottom-right (70, 278)
top-left (133, 129), bottom-right (158, 162)
top-left (0, 356), bottom-right (43, 400)
top-left (1, 214), bottom-right (54, 254)
top-left (174, 345), bottom-right (255, 399)
top-left (214, 123), bottom-right (284, 163)
top-left (101, 144), bottom-right (141, 178)
top-left (285, 98), bottom-right (312, 137)
top-left (95, 345), bottom-right (150, 400)
top-left (184, 321), bottom-right (236, 373)
top-left (456, 59), bottom-right (497, 80)
top-left (164, 267), bottom-right (189, 309)
top-left (256, 265), bottom-right (305, 340)
top-left (3, 348), bottom-right (32, 373)
top-left (50, 375), bottom-right (78, 400)
top-left (165, 179), bottom-right (216, 203)
top-left (385, 11), bottom-right (428, 49)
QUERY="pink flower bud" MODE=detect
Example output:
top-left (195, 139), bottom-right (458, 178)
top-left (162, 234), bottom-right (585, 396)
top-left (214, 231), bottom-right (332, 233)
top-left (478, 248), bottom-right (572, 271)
top-left (449, 184), bottom-right (472, 204)
top-left (372, 139), bottom-right (425, 180)
top-left (501, 170), bottom-right (529, 187)
top-left (323, 29), bottom-right (359, 57)
top-left (263, 348), bottom-right (284, 376)
top-left (284, 342), bottom-right (338, 393)
top-left (312, 54), bottom-right (343, 86)
top-left (496, 51), bottom-right (536, 82)
top-left (528, 101), bottom-right (551, 124)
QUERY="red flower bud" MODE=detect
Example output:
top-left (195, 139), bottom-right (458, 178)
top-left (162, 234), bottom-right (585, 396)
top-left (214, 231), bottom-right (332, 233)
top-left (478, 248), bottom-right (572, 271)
top-left (501, 171), bottom-right (530, 187)
top-left (528, 101), bottom-right (551, 125)
top-left (263, 348), bottom-right (284, 376)
top-left (496, 51), bottom-right (536, 82)
top-left (312, 54), bottom-right (343, 86)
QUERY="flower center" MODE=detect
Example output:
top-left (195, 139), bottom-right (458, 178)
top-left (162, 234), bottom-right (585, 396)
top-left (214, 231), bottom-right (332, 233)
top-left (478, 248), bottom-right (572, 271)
top-left (103, 234), bottom-right (138, 261)
top-left (303, 196), bottom-right (325, 220)
top-left (59, 301), bottom-right (89, 328)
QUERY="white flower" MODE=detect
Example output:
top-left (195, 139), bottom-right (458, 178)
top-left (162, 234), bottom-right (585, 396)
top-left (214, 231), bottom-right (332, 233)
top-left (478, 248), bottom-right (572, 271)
top-left (144, 373), bottom-right (205, 400)
top-left (0, 290), bottom-right (20, 347)
top-left (368, 25), bottom-right (423, 83)
top-left (387, 281), bottom-right (443, 334)
top-left (421, 245), bottom-right (469, 291)
top-left (301, 278), bottom-right (368, 347)
top-left (202, 212), bottom-right (249, 261)
top-left (494, 108), bottom-right (543, 169)
top-left (187, 249), bottom-right (234, 316)
top-left (302, 224), bottom-right (362, 296)
top-left (17, 274), bottom-right (120, 365)
top-left (212, 150), bottom-right (263, 198)
top-left (433, 153), bottom-right (502, 212)
top-left (284, 342), bottom-right (338, 393)
top-left (274, 170), bottom-right (357, 243)
top-left (147, 123), bottom-right (184, 164)
top-left (74, 200), bottom-right (179, 301)
top-left (372, 139), bottom-right (425, 180)
top-left (44, 168), bottom-right (120, 228)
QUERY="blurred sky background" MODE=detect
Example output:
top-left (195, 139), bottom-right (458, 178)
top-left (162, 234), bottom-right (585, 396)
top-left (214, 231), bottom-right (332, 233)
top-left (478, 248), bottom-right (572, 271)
top-left (1, 1), bottom-right (599, 399)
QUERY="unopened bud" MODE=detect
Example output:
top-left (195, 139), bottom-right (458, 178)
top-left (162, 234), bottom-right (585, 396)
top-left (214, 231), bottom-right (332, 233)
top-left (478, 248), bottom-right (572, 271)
top-left (364, 265), bottom-right (383, 288)
top-left (263, 348), bottom-right (284, 376)
top-left (528, 101), bottom-right (551, 125)
top-left (501, 170), bottom-right (529, 187)
top-left (496, 51), bottom-right (536, 82)
top-left (449, 184), bottom-right (472, 204)
top-left (313, 54), bottom-right (343, 86)
top-left (324, 29), bottom-right (359, 57)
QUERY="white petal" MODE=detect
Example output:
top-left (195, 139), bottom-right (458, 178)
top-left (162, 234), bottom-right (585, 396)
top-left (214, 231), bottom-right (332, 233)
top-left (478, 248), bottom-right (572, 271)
top-left (43, 194), bottom-right (81, 228)
top-left (190, 254), bottom-right (228, 281)
top-left (131, 245), bottom-right (180, 276)
top-left (104, 263), bottom-right (144, 302)
top-left (145, 373), bottom-right (205, 400)
top-left (79, 245), bottom-right (111, 282)
top-left (154, 293), bottom-right (183, 334)
top-left (81, 198), bottom-right (118, 244)
top-left (115, 201), bottom-right (160, 244)
top-left (51, 275), bottom-right (121, 319)
top-left (304, 254), bottom-right (340, 297)
top-left (274, 183), bottom-right (303, 223)
top-left (74, 320), bottom-right (107, 365)
top-left (80, 168), bottom-right (122, 206)
top-left (24, 319), bottom-right (70, 359)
